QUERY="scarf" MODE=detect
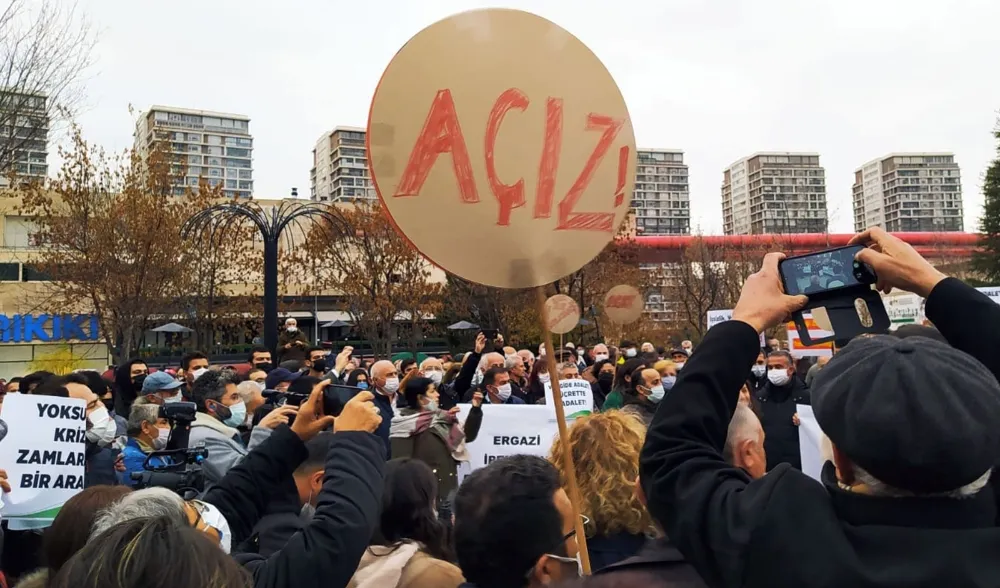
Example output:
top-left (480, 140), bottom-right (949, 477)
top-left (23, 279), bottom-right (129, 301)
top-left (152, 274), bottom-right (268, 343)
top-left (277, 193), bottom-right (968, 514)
top-left (389, 408), bottom-right (469, 462)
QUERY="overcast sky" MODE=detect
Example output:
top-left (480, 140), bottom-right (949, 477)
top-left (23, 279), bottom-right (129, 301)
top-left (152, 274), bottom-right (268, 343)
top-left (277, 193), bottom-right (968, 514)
top-left (72, 0), bottom-right (1000, 234)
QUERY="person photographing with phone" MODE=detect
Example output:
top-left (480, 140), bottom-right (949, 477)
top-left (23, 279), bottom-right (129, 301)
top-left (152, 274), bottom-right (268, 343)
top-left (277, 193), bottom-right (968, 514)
top-left (640, 228), bottom-right (1000, 588)
top-left (390, 376), bottom-right (485, 519)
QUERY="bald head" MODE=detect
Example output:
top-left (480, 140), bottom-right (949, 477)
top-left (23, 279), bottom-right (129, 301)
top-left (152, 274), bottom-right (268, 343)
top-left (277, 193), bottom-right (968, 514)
top-left (725, 403), bottom-right (766, 480)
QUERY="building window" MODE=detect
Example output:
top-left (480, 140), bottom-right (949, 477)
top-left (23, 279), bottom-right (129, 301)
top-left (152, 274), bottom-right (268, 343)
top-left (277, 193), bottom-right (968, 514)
top-left (21, 264), bottom-right (50, 281)
top-left (0, 262), bottom-right (19, 281)
top-left (3, 216), bottom-right (39, 248)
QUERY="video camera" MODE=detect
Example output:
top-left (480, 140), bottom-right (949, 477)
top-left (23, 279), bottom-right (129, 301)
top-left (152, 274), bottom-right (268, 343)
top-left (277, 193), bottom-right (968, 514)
top-left (130, 401), bottom-right (208, 499)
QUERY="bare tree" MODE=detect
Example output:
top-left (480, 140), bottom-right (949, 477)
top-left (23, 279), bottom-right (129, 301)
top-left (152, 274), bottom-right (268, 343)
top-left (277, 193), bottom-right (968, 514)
top-left (0, 0), bottom-right (94, 177)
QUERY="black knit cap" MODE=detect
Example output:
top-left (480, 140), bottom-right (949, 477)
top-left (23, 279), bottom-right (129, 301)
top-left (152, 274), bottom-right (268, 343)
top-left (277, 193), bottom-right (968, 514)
top-left (812, 334), bottom-right (1000, 494)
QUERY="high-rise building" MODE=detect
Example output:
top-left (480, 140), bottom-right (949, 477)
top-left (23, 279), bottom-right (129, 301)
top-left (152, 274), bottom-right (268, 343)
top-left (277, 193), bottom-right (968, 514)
top-left (0, 91), bottom-right (48, 187)
top-left (133, 106), bottom-right (253, 198)
top-left (722, 152), bottom-right (827, 235)
top-left (852, 153), bottom-right (962, 233)
top-left (310, 126), bottom-right (375, 203)
top-left (633, 149), bottom-right (690, 235)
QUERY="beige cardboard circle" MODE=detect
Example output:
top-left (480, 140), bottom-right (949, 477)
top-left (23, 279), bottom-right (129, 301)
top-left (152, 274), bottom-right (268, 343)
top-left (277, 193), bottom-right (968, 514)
top-left (544, 294), bottom-right (581, 334)
top-left (604, 284), bottom-right (644, 324)
top-left (367, 8), bottom-right (635, 289)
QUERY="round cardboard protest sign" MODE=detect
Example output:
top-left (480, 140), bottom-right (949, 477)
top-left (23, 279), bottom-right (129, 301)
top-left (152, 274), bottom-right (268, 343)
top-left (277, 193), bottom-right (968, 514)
top-left (603, 284), bottom-right (643, 324)
top-left (367, 8), bottom-right (636, 289)
top-left (544, 294), bottom-right (581, 335)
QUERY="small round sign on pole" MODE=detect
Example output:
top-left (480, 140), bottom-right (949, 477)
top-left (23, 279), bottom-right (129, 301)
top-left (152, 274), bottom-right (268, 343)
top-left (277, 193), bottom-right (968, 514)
top-left (544, 294), bottom-right (581, 335)
top-left (368, 9), bottom-right (637, 574)
top-left (604, 284), bottom-right (644, 324)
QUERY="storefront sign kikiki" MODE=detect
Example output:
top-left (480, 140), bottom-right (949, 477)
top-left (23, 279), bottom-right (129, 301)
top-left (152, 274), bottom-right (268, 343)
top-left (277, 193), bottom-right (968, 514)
top-left (0, 315), bottom-right (99, 343)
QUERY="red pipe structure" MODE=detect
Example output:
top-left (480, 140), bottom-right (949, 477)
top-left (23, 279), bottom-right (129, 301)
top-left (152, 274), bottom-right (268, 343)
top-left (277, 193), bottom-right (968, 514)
top-left (631, 232), bottom-right (980, 262)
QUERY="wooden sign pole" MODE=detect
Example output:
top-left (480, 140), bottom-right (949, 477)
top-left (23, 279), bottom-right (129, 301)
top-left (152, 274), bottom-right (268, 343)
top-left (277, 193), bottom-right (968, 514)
top-left (536, 286), bottom-right (592, 575)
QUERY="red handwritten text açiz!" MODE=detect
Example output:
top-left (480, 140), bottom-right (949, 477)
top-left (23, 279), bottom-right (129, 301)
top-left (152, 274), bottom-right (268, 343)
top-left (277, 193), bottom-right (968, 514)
top-left (605, 294), bottom-right (637, 309)
top-left (392, 88), bottom-right (629, 233)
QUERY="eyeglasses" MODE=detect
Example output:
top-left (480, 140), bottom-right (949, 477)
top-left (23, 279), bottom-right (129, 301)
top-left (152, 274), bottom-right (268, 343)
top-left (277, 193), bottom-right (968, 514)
top-left (524, 514), bottom-right (589, 579)
top-left (185, 500), bottom-right (222, 542)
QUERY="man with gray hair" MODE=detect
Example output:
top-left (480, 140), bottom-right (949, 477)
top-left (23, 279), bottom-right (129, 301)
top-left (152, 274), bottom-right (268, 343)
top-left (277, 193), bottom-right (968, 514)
top-left (121, 401), bottom-right (172, 485)
top-left (189, 370), bottom-right (295, 484)
top-left (723, 403), bottom-right (767, 480)
top-left (640, 229), bottom-right (1000, 587)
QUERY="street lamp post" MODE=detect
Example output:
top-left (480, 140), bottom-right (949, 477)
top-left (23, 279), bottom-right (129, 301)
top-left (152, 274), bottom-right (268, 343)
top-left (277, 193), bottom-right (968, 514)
top-left (181, 199), bottom-right (344, 355)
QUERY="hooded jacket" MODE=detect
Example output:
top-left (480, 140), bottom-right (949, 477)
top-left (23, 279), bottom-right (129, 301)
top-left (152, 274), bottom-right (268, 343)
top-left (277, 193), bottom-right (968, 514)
top-left (348, 543), bottom-right (464, 588)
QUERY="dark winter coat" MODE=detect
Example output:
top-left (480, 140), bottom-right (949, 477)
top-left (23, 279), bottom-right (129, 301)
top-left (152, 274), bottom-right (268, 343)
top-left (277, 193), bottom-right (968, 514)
top-left (640, 278), bottom-right (1000, 588)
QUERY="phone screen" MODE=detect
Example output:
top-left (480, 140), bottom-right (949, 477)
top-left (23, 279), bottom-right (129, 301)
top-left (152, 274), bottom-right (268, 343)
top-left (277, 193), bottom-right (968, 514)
top-left (780, 245), bottom-right (864, 296)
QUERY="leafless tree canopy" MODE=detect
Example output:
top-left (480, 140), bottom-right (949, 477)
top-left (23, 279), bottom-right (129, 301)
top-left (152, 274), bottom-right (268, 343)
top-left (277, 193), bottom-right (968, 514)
top-left (0, 0), bottom-right (94, 175)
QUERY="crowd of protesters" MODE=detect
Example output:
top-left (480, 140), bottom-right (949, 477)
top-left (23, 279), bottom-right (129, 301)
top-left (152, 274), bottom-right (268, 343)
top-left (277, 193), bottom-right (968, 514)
top-left (0, 228), bottom-right (996, 587)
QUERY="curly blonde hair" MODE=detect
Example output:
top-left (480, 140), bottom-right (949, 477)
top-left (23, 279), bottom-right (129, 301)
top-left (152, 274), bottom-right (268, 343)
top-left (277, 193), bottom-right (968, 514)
top-left (548, 411), bottom-right (653, 538)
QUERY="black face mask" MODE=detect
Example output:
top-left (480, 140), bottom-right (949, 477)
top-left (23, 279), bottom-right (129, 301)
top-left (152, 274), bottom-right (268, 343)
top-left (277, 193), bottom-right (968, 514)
top-left (101, 398), bottom-right (115, 413)
top-left (210, 401), bottom-right (232, 422)
top-left (597, 373), bottom-right (614, 393)
top-left (255, 362), bottom-right (274, 373)
top-left (311, 359), bottom-right (327, 373)
top-left (131, 374), bottom-right (147, 391)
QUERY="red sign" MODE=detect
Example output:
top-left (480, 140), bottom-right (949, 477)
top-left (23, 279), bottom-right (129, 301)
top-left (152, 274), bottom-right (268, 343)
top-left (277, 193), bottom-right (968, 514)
top-left (367, 9), bottom-right (636, 289)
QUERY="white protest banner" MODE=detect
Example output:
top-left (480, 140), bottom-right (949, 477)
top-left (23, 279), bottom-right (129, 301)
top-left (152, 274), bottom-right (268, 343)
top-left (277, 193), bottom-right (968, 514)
top-left (544, 378), bottom-right (594, 419)
top-left (883, 293), bottom-right (924, 329)
top-left (797, 404), bottom-right (825, 483)
top-left (0, 394), bottom-right (86, 528)
top-left (456, 405), bottom-right (560, 482)
top-left (978, 286), bottom-right (1000, 304)
top-left (707, 309), bottom-right (766, 347)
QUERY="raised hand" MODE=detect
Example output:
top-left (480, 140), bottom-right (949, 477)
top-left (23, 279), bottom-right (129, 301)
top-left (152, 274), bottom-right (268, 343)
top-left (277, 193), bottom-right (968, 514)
top-left (732, 252), bottom-right (809, 333)
top-left (850, 227), bottom-right (947, 297)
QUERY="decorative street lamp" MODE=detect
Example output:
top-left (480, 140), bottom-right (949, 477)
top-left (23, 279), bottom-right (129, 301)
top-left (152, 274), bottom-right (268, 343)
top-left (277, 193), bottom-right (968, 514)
top-left (181, 199), bottom-right (345, 355)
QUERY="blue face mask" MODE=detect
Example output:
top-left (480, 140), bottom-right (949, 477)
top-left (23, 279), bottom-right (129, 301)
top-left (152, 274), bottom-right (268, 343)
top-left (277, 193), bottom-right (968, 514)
top-left (357, 382), bottom-right (369, 390)
top-left (662, 376), bottom-right (677, 390)
top-left (648, 385), bottom-right (666, 403)
top-left (217, 400), bottom-right (246, 428)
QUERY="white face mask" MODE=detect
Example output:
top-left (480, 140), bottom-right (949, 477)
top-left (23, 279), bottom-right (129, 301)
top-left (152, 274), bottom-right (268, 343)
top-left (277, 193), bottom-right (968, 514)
top-left (153, 426), bottom-right (170, 450)
top-left (86, 406), bottom-right (118, 446)
top-left (196, 501), bottom-right (233, 554)
top-left (425, 370), bottom-right (443, 385)
top-left (494, 383), bottom-right (512, 402)
top-left (751, 364), bottom-right (767, 378)
top-left (647, 384), bottom-right (666, 403)
top-left (768, 369), bottom-right (791, 387)
top-left (539, 373), bottom-right (550, 384)
top-left (191, 367), bottom-right (208, 381)
top-left (594, 353), bottom-right (609, 362)
top-left (286, 325), bottom-right (297, 332)
top-left (675, 362), bottom-right (685, 370)
top-left (424, 399), bottom-right (439, 412)
top-left (162, 391), bottom-right (183, 404)
top-left (625, 348), bottom-right (637, 358)
top-left (383, 376), bottom-right (400, 394)
top-left (546, 553), bottom-right (583, 578)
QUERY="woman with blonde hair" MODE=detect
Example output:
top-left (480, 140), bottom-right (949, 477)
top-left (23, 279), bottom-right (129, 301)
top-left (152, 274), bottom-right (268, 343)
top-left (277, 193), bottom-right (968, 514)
top-left (548, 411), bottom-right (655, 572)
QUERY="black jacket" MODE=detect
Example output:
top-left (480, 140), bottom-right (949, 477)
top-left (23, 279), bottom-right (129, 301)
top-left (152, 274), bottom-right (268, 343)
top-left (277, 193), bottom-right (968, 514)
top-left (452, 351), bottom-right (481, 401)
top-left (640, 278), bottom-right (1000, 588)
top-left (586, 531), bottom-right (647, 572)
top-left (205, 425), bottom-right (385, 588)
top-left (240, 480), bottom-right (305, 557)
top-left (755, 376), bottom-right (809, 470)
top-left (596, 536), bottom-right (707, 587)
